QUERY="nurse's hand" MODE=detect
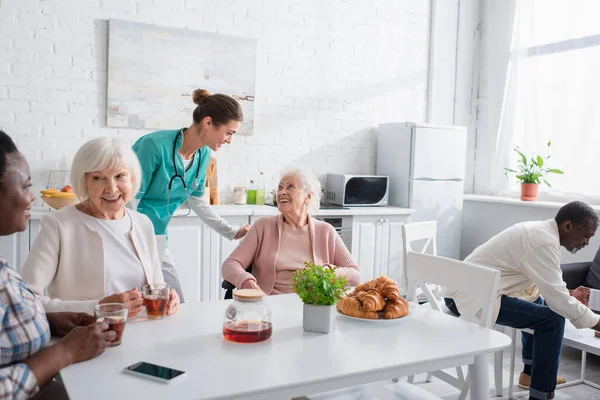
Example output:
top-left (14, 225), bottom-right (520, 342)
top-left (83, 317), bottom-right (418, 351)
top-left (99, 288), bottom-right (144, 317)
top-left (234, 224), bottom-right (251, 240)
top-left (167, 288), bottom-right (180, 316)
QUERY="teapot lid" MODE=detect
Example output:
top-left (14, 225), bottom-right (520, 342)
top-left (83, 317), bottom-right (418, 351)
top-left (233, 289), bottom-right (265, 301)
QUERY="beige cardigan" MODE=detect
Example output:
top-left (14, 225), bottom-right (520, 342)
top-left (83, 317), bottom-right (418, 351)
top-left (21, 205), bottom-right (164, 314)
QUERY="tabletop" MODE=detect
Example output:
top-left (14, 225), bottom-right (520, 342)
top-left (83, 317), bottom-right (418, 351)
top-left (61, 294), bottom-right (511, 400)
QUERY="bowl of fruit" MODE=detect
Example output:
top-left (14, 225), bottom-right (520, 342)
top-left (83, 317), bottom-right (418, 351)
top-left (41, 185), bottom-right (79, 210)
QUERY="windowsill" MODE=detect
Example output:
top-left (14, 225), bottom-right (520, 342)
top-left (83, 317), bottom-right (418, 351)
top-left (464, 194), bottom-right (600, 212)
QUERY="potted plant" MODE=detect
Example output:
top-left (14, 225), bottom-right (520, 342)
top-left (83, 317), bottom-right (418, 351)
top-left (504, 141), bottom-right (564, 201)
top-left (292, 262), bottom-right (349, 334)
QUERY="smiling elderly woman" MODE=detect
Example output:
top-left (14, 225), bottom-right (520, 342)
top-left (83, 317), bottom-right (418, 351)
top-left (21, 137), bottom-right (180, 316)
top-left (222, 167), bottom-right (360, 294)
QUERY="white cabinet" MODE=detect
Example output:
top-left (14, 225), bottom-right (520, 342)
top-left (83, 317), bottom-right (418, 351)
top-left (351, 215), bottom-right (409, 285)
top-left (0, 220), bottom-right (41, 272)
top-left (168, 216), bottom-right (248, 303)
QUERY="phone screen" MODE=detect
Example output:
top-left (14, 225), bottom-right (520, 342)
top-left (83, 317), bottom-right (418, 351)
top-left (125, 362), bottom-right (186, 380)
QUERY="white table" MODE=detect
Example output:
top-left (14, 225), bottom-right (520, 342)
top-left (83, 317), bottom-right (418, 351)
top-left (561, 323), bottom-right (600, 391)
top-left (61, 295), bottom-right (511, 400)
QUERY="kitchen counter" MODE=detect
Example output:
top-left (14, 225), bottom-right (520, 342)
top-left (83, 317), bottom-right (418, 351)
top-left (29, 205), bottom-right (415, 220)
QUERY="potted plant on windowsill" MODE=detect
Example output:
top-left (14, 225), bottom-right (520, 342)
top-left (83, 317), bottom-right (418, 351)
top-left (292, 262), bottom-right (348, 334)
top-left (504, 141), bottom-right (564, 201)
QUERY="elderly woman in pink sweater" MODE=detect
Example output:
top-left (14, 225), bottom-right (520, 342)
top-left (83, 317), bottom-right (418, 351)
top-left (222, 167), bottom-right (360, 294)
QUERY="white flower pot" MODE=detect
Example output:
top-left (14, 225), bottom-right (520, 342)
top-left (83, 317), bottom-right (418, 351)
top-left (303, 303), bottom-right (335, 333)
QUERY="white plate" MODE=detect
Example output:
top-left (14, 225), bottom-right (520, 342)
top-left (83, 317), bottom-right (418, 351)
top-left (336, 309), bottom-right (409, 323)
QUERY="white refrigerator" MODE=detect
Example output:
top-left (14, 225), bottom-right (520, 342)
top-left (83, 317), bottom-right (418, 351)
top-left (376, 122), bottom-right (467, 260)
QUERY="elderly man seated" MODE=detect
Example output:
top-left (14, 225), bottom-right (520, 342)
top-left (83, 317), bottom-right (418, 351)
top-left (222, 166), bottom-right (360, 294)
top-left (443, 201), bottom-right (600, 400)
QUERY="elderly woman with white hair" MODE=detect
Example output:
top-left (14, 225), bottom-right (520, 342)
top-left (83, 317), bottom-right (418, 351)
top-left (222, 167), bottom-right (360, 294)
top-left (21, 137), bottom-right (180, 316)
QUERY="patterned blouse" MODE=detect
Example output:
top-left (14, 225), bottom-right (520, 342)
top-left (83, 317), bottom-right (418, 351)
top-left (0, 256), bottom-right (50, 399)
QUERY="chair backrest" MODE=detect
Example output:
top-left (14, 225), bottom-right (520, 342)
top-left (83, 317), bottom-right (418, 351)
top-left (406, 252), bottom-right (501, 328)
top-left (155, 235), bottom-right (166, 263)
top-left (401, 221), bottom-right (437, 292)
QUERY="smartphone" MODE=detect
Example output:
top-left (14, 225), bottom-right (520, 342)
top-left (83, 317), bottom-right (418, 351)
top-left (123, 361), bottom-right (186, 384)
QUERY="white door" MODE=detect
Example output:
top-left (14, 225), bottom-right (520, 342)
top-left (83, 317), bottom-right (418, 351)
top-left (167, 218), bottom-right (207, 303)
top-left (409, 180), bottom-right (463, 259)
top-left (380, 215), bottom-right (410, 292)
top-left (351, 216), bottom-right (384, 283)
top-left (411, 126), bottom-right (467, 180)
top-left (0, 233), bottom-right (21, 271)
top-left (215, 216), bottom-right (248, 300)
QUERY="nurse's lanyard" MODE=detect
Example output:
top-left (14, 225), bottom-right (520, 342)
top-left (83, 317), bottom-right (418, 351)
top-left (167, 128), bottom-right (202, 217)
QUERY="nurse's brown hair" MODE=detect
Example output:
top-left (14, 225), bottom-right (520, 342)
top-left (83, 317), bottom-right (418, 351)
top-left (192, 89), bottom-right (243, 126)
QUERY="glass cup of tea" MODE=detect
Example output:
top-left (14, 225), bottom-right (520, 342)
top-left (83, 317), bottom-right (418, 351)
top-left (94, 303), bottom-right (128, 347)
top-left (142, 284), bottom-right (170, 320)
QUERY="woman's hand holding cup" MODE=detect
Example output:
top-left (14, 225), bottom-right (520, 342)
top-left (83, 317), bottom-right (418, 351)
top-left (99, 288), bottom-right (143, 317)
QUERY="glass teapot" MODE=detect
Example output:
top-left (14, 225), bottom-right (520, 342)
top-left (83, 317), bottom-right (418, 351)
top-left (223, 289), bottom-right (272, 343)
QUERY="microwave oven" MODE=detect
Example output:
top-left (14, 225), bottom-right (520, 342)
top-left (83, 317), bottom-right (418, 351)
top-left (325, 174), bottom-right (389, 206)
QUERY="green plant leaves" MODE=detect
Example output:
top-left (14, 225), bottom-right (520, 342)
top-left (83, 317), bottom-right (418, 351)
top-left (292, 262), bottom-right (349, 306)
top-left (504, 143), bottom-right (563, 186)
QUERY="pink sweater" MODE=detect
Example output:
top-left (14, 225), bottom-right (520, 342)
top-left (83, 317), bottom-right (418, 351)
top-left (222, 214), bottom-right (361, 294)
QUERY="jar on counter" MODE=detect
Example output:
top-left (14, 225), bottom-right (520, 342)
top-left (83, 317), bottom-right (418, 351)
top-left (223, 289), bottom-right (272, 343)
top-left (233, 186), bottom-right (247, 205)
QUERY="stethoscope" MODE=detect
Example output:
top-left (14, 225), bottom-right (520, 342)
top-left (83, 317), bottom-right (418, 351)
top-left (167, 128), bottom-right (202, 217)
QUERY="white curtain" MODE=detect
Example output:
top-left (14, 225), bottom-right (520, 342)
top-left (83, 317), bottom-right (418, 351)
top-left (487, 0), bottom-right (600, 202)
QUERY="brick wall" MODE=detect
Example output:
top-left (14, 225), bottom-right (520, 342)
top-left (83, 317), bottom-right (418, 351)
top-left (0, 0), bottom-right (430, 203)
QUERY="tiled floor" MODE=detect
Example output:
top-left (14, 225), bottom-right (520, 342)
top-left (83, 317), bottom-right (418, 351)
top-left (411, 345), bottom-right (600, 399)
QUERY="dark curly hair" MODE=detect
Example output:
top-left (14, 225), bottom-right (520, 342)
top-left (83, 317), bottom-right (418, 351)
top-left (555, 201), bottom-right (599, 227)
top-left (0, 131), bottom-right (18, 188)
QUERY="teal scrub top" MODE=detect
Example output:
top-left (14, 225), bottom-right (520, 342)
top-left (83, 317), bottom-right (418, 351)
top-left (132, 129), bottom-right (211, 235)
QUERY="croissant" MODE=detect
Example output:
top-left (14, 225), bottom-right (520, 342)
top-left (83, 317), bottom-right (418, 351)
top-left (353, 276), bottom-right (386, 293)
top-left (356, 288), bottom-right (386, 312)
top-left (337, 296), bottom-right (379, 319)
top-left (378, 277), bottom-right (401, 301)
top-left (353, 276), bottom-right (401, 301)
top-left (383, 298), bottom-right (409, 319)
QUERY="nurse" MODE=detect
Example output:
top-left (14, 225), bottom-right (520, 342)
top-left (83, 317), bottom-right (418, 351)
top-left (132, 89), bottom-right (250, 301)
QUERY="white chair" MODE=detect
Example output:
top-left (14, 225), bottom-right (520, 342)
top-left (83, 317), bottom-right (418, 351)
top-left (405, 252), bottom-right (501, 400)
top-left (401, 221), bottom-right (438, 297)
top-left (402, 222), bottom-right (505, 397)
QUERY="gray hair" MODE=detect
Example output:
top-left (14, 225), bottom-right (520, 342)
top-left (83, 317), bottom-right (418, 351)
top-left (280, 165), bottom-right (322, 215)
top-left (71, 137), bottom-right (142, 201)
top-left (555, 201), bottom-right (600, 227)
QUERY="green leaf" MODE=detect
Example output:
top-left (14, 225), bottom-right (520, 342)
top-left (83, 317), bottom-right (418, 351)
top-left (292, 262), bottom-right (349, 306)
top-left (537, 156), bottom-right (543, 167)
top-left (547, 140), bottom-right (552, 147)
top-left (543, 179), bottom-right (552, 187)
top-left (515, 149), bottom-right (527, 166)
top-left (546, 169), bottom-right (564, 174)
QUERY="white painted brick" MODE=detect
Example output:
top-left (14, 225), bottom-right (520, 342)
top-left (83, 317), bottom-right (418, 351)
top-left (0, 112), bottom-right (13, 124)
top-left (11, 62), bottom-right (52, 78)
top-left (13, 38), bottom-right (53, 53)
top-left (52, 66), bottom-right (90, 80)
top-left (68, 104), bottom-right (98, 116)
top-left (55, 114), bottom-right (97, 127)
top-left (30, 102), bottom-right (68, 114)
top-left (0, 99), bottom-right (30, 112)
top-left (18, 11), bottom-right (58, 30)
top-left (33, 53), bottom-right (72, 67)
top-left (102, 0), bottom-right (135, 13)
top-left (18, 135), bottom-right (56, 149)
top-left (1, 51), bottom-right (34, 63)
top-left (48, 90), bottom-right (86, 104)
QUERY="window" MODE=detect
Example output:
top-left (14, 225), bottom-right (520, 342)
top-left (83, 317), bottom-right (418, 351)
top-left (488, 0), bottom-right (600, 201)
